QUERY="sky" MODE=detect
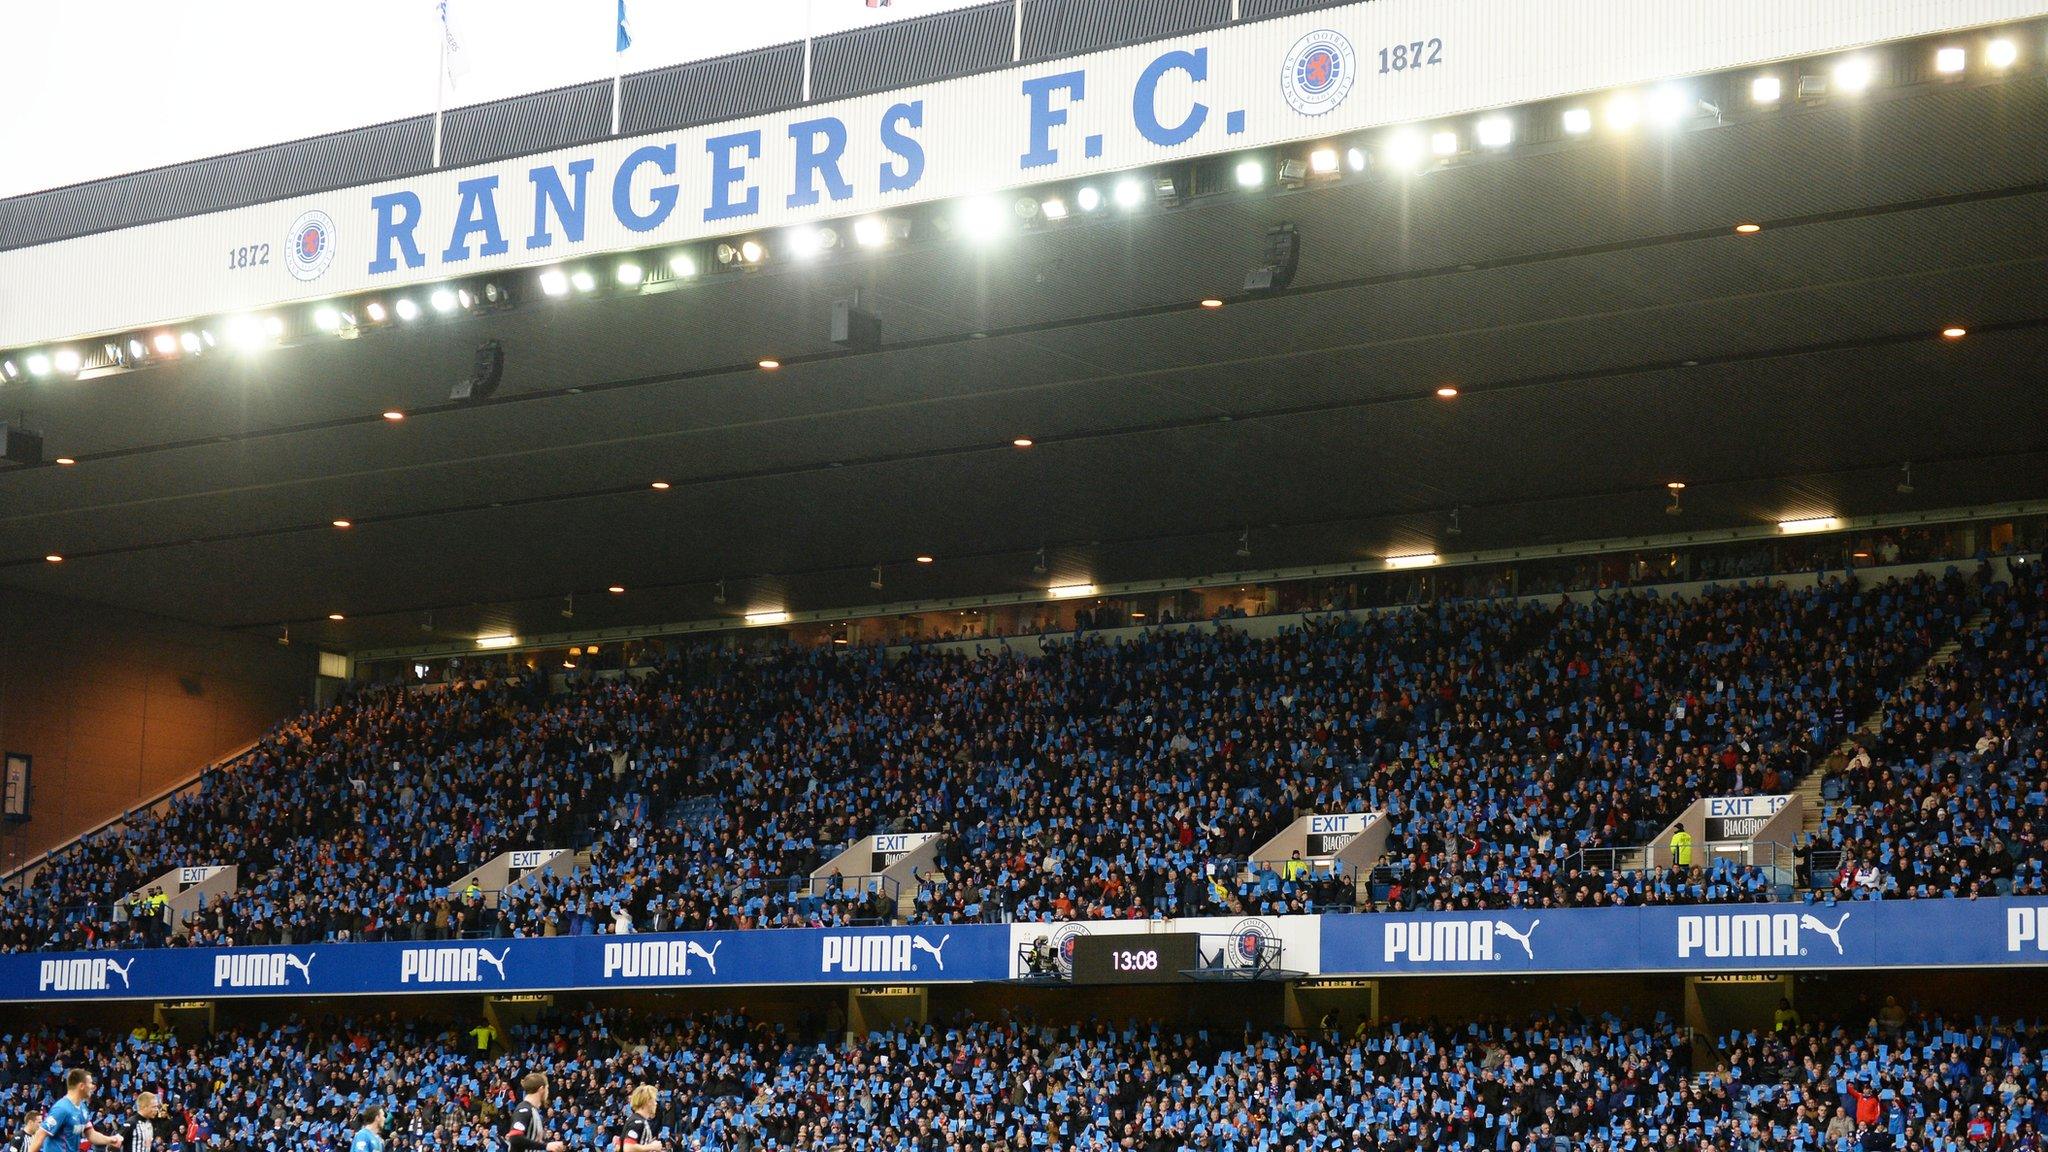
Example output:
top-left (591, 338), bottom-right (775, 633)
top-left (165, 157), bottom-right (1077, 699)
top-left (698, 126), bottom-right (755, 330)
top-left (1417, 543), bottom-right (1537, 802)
top-left (0, 0), bottom-right (986, 199)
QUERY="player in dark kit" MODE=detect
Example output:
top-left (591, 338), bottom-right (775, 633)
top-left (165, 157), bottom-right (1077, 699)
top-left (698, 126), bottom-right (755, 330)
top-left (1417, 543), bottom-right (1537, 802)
top-left (616, 1086), bottom-right (664, 1152)
top-left (506, 1074), bottom-right (566, 1152)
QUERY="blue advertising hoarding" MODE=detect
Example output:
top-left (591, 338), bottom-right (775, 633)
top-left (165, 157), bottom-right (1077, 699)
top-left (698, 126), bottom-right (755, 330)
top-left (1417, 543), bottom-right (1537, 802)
top-left (1320, 898), bottom-right (2048, 976)
top-left (0, 923), bottom-right (1009, 1003)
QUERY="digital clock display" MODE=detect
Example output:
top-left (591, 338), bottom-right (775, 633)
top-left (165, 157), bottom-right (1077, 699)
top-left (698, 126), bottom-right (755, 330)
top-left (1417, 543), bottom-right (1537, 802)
top-left (1069, 932), bottom-right (1202, 983)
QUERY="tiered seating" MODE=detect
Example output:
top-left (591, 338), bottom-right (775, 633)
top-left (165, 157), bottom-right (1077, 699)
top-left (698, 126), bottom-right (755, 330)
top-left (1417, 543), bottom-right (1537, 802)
top-left (1817, 569), bottom-right (2048, 898)
top-left (1, 1007), bottom-right (2040, 1152)
top-left (0, 567), bottom-right (2008, 953)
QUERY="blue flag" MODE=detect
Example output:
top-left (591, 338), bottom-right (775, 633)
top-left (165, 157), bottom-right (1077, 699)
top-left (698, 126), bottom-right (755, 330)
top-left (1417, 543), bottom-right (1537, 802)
top-left (615, 0), bottom-right (631, 53)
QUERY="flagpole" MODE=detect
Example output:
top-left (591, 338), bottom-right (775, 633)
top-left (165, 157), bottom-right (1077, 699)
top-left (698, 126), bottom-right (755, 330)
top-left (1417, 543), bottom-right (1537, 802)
top-left (612, 0), bottom-right (627, 134)
top-left (432, 9), bottom-right (448, 168)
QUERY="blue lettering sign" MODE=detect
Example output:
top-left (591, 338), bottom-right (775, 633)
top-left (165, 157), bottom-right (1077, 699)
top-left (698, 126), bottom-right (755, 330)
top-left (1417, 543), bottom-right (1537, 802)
top-left (879, 101), bottom-right (926, 194)
top-left (704, 130), bottom-right (762, 222)
top-left (368, 191), bottom-right (425, 274)
top-left (787, 117), bottom-right (853, 209)
top-left (612, 143), bottom-right (679, 233)
top-left (1133, 48), bottom-right (1208, 147)
top-left (527, 159), bottom-right (595, 250)
top-left (1020, 71), bottom-right (1085, 169)
top-left (441, 175), bottom-right (510, 264)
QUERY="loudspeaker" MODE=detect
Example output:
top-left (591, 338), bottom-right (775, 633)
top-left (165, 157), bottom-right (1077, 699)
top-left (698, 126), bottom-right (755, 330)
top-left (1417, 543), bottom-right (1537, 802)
top-left (831, 299), bottom-right (882, 349)
top-left (450, 340), bottom-right (504, 402)
top-left (0, 425), bottom-right (43, 468)
top-left (1243, 224), bottom-right (1301, 292)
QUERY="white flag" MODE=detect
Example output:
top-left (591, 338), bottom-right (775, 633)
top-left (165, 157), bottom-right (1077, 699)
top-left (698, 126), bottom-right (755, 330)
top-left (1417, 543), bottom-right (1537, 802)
top-left (439, 0), bottom-right (472, 88)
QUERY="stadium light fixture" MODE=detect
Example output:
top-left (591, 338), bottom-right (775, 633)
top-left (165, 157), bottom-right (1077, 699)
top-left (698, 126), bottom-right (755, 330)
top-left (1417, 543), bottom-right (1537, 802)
top-left (1986, 39), bottom-right (2018, 69)
top-left (1345, 147), bottom-right (1368, 172)
top-left (1039, 197), bottom-right (1068, 220)
top-left (1309, 147), bottom-right (1340, 174)
top-left (1234, 159), bottom-right (1265, 188)
top-left (52, 348), bottom-right (81, 375)
top-left (1750, 75), bottom-right (1782, 103)
top-left (1777, 516), bottom-right (1841, 535)
top-left (360, 301), bottom-right (387, 323)
top-left (475, 635), bottom-right (519, 649)
top-left (1561, 107), bottom-right (1593, 135)
top-left (1475, 117), bottom-right (1513, 148)
top-left (1076, 186), bottom-right (1103, 212)
top-left (1605, 93), bottom-right (1641, 131)
top-left (25, 352), bottom-right (51, 377)
top-left (430, 288), bottom-right (459, 313)
top-left (1112, 178), bottom-right (1144, 209)
top-left (957, 196), bottom-right (1009, 241)
top-left (0, 359), bottom-right (17, 380)
top-left (1935, 46), bottom-right (1967, 73)
top-left (570, 270), bottom-right (597, 293)
top-left (1385, 553), bottom-right (1441, 569)
top-left (786, 226), bottom-right (836, 259)
top-left (1832, 57), bottom-right (1874, 93)
top-left (1430, 131), bottom-right (1458, 157)
top-left (179, 331), bottom-right (204, 354)
top-left (1647, 87), bottom-right (1692, 127)
top-left (739, 239), bottom-right (766, 264)
top-left (394, 298), bottom-right (421, 321)
top-left (1049, 583), bottom-right (1098, 599)
top-left (1385, 132), bottom-right (1426, 170)
top-left (314, 306), bottom-right (343, 331)
top-left (615, 262), bottom-right (645, 285)
top-left (152, 333), bottom-right (178, 355)
top-left (225, 315), bottom-right (268, 349)
top-left (852, 217), bottom-right (889, 247)
top-left (668, 252), bottom-right (698, 277)
top-left (539, 268), bottom-right (570, 296)
top-left (744, 610), bottom-right (791, 626)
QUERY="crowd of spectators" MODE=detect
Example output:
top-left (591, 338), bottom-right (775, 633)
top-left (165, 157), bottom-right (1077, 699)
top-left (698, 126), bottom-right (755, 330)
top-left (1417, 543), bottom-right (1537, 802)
top-left (2, 558), bottom-right (2034, 954)
top-left (3, 1001), bottom-right (2044, 1152)
top-left (1813, 566), bottom-right (2047, 899)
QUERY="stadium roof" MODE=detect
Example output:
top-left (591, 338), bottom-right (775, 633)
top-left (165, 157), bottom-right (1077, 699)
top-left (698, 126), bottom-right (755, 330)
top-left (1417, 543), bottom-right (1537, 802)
top-left (3, 71), bottom-right (2045, 652)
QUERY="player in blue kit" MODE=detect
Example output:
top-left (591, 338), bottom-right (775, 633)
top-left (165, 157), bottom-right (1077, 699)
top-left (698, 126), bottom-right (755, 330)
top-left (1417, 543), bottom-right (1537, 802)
top-left (24, 1071), bottom-right (123, 1152)
top-left (349, 1106), bottom-right (387, 1152)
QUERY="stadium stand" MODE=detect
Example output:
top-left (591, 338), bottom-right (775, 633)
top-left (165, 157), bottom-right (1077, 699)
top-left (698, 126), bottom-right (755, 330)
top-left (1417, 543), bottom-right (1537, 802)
top-left (1, 1004), bottom-right (2042, 1152)
top-left (3, 555), bottom-right (2025, 954)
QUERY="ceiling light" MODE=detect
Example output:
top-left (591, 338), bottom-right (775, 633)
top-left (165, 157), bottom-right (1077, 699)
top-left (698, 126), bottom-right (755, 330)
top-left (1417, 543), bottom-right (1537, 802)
top-left (1475, 117), bottom-right (1513, 148)
top-left (1385, 552), bottom-right (1441, 569)
top-left (1076, 186), bottom-right (1102, 212)
top-left (1385, 132), bottom-right (1425, 169)
top-left (570, 270), bottom-right (597, 293)
top-left (1935, 46), bottom-right (1967, 73)
top-left (152, 333), bottom-right (178, 355)
top-left (1666, 481), bottom-right (1686, 490)
top-left (394, 298), bottom-right (421, 321)
top-left (758, 358), bottom-right (781, 370)
top-left (24, 353), bottom-right (52, 377)
top-left (179, 332), bottom-right (204, 354)
top-left (668, 252), bottom-right (698, 277)
top-left (1234, 159), bottom-right (1265, 187)
top-left (740, 239), bottom-right (765, 263)
top-left (225, 315), bottom-right (267, 348)
top-left (457, 289), bottom-right (475, 309)
top-left (1985, 39), bottom-right (2017, 69)
top-left (1309, 147), bottom-right (1340, 174)
top-left (1200, 298), bottom-right (1224, 309)
top-left (786, 226), bottom-right (834, 259)
top-left (1345, 147), bottom-right (1367, 171)
top-left (539, 268), bottom-right (570, 296)
top-left (1777, 516), bottom-right (1841, 535)
top-left (1833, 57), bottom-right (1874, 93)
top-left (124, 339), bottom-right (146, 361)
top-left (1647, 87), bottom-right (1692, 126)
top-left (1430, 131), bottom-right (1458, 156)
top-left (1049, 583), bottom-right (1097, 599)
top-left (262, 316), bottom-right (286, 338)
top-left (744, 610), bottom-right (791, 626)
top-left (52, 349), bottom-right (80, 375)
top-left (915, 555), bottom-right (934, 564)
top-left (327, 613), bottom-right (345, 621)
top-left (1112, 178), bottom-right (1144, 209)
top-left (615, 262), bottom-right (644, 285)
top-left (1562, 107), bottom-right (1593, 135)
top-left (853, 217), bottom-right (889, 247)
top-left (650, 481), bottom-right (671, 490)
top-left (1750, 75), bottom-right (1782, 103)
top-left (476, 635), bottom-right (518, 649)
top-left (1012, 437), bottom-right (1034, 448)
top-left (429, 288), bottom-right (458, 313)
top-left (1734, 222), bottom-right (1762, 234)
top-left (331, 519), bottom-right (352, 529)
top-left (1039, 197), bottom-right (1068, 220)
top-left (382, 410), bottom-right (405, 421)
top-left (608, 585), bottom-right (625, 594)
top-left (1435, 385), bottom-right (1459, 398)
top-left (44, 554), bottom-right (62, 563)
top-left (957, 196), bottom-right (1009, 241)
top-left (314, 307), bottom-right (342, 331)
top-left (1605, 93), bottom-right (1641, 130)
top-left (1941, 326), bottom-right (1967, 339)
top-left (54, 457), bottom-right (75, 466)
